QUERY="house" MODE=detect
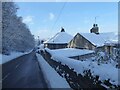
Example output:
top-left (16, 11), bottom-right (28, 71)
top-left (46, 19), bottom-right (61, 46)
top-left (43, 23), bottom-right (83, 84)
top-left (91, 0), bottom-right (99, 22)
top-left (68, 24), bottom-right (116, 54)
top-left (44, 27), bottom-right (73, 49)
top-left (104, 38), bottom-right (118, 55)
top-left (67, 33), bottom-right (96, 50)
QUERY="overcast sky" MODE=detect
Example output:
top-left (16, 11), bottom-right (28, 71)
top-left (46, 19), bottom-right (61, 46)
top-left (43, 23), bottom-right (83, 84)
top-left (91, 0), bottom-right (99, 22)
top-left (16, 2), bottom-right (118, 39)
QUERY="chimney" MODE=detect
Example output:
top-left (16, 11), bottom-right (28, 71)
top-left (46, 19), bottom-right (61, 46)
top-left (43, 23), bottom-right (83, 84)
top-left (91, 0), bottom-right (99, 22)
top-left (61, 27), bottom-right (65, 32)
top-left (90, 24), bottom-right (99, 34)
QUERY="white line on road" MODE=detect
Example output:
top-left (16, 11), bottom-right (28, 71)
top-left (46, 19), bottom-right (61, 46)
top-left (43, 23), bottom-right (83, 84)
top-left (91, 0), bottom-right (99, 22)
top-left (2, 73), bottom-right (10, 81)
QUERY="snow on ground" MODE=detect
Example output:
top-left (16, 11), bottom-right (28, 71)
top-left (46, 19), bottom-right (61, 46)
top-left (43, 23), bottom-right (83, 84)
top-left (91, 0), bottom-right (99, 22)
top-left (36, 53), bottom-right (70, 88)
top-left (45, 48), bottom-right (94, 57)
top-left (46, 48), bottom-right (119, 86)
top-left (0, 50), bottom-right (32, 64)
top-left (37, 44), bottom-right (44, 50)
top-left (36, 44), bottom-right (45, 53)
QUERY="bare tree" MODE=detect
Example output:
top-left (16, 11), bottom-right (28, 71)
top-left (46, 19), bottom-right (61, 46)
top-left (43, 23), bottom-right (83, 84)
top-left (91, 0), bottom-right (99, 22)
top-left (2, 2), bottom-right (35, 54)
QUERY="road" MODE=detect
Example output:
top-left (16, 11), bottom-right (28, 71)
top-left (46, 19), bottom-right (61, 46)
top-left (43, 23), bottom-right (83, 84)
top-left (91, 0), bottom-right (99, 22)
top-left (2, 51), bottom-right (48, 88)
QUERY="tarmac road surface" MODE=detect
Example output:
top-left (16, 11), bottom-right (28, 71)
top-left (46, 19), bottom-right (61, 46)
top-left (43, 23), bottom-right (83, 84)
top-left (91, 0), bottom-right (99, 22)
top-left (2, 51), bottom-right (48, 88)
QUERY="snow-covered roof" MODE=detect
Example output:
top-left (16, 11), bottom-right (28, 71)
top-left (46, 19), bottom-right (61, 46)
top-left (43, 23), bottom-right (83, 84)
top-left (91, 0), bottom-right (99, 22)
top-left (45, 48), bottom-right (94, 57)
top-left (80, 32), bottom-right (116, 46)
top-left (107, 33), bottom-right (118, 44)
top-left (44, 32), bottom-right (73, 44)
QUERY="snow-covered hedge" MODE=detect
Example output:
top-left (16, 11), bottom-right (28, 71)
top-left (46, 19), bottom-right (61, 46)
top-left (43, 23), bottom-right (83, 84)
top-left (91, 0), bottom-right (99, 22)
top-left (45, 48), bottom-right (119, 89)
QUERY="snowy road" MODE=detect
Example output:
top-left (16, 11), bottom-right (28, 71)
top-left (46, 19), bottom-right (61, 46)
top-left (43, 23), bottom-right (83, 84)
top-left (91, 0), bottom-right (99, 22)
top-left (2, 51), bottom-right (48, 88)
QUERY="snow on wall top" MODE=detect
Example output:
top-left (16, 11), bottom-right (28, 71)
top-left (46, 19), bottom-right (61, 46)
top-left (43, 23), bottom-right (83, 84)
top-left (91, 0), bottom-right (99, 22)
top-left (80, 32), bottom-right (116, 46)
top-left (44, 32), bottom-right (73, 44)
top-left (45, 48), bottom-right (94, 57)
top-left (36, 54), bottom-right (70, 88)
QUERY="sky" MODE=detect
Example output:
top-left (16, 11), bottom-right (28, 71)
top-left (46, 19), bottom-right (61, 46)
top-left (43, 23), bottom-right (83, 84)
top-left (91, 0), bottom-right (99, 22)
top-left (16, 2), bottom-right (118, 39)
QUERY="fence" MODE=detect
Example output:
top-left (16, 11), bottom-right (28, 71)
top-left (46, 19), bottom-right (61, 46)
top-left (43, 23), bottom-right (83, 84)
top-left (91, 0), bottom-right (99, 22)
top-left (40, 50), bottom-right (106, 89)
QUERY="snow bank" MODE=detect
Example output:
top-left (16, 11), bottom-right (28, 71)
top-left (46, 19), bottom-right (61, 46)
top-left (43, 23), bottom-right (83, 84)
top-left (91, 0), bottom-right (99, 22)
top-left (45, 48), bottom-right (94, 57)
top-left (36, 53), bottom-right (70, 88)
top-left (0, 50), bottom-right (32, 64)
